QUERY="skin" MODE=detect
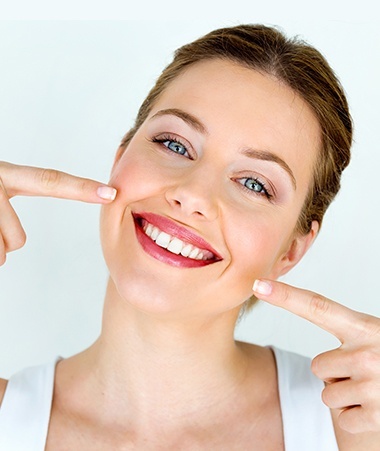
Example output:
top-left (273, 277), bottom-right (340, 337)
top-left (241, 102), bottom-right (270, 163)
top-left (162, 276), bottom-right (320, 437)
top-left (0, 59), bottom-right (379, 449)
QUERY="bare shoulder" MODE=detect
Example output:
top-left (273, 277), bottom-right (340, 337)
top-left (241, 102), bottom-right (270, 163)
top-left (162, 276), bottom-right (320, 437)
top-left (332, 409), bottom-right (380, 450)
top-left (0, 377), bottom-right (8, 406)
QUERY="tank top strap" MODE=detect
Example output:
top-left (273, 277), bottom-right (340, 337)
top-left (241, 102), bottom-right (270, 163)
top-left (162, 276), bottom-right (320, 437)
top-left (0, 356), bottom-right (61, 451)
top-left (271, 346), bottom-right (338, 451)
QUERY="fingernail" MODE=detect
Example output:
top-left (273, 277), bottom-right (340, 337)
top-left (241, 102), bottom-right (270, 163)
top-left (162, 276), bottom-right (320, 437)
top-left (252, 280), bottom-right (272, 295)
top-left (97, 186), bottom-right (117, 201)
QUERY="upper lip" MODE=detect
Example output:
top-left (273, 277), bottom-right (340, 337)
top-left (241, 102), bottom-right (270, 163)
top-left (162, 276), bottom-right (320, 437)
top-left (132, 212), bottom-right (223, 261)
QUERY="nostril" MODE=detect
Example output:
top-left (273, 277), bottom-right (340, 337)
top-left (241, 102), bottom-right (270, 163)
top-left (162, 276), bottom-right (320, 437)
top-left (165, 186), bottom-right (218, 221)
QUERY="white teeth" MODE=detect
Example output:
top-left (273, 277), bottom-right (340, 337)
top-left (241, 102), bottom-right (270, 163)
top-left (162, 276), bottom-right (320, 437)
top-left (167, 238), bottom-right (183, 255)
top-left (180, 243), bottom-right (193, 257)
top-left (155, 231), bottom-right (171, 248)
top-left (151, 227), bottom-right (160, 241)
top-left (188, 248), bottom-right (200, 259)
top-left (140, 219), bottom-right (215, 261)
top-left (145, 223), bottom-right (153, 236)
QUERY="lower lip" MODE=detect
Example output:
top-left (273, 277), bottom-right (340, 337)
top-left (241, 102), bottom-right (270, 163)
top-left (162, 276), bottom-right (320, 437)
top-left (134, 219), bottom-right (216, 268)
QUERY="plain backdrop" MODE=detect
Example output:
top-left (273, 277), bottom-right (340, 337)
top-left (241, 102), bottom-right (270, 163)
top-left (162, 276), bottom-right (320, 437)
top-left (0, 16), bottom-right (379, 377)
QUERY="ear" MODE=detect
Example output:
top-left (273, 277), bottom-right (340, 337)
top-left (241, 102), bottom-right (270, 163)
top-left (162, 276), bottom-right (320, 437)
top-left (269, 220), bottom-right (319, 279)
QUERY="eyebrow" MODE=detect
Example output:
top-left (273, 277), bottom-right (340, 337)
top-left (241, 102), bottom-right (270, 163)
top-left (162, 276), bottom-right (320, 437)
top-left (242, 148), bottom-right (297, 190)
top-left (150, 108), bottom-right (208, 135)
top-left (150, 108), bottom-right (296, 190)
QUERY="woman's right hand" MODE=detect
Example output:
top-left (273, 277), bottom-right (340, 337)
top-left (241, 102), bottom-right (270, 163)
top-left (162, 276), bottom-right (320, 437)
top-left (0, 162), bottom-right (117, 266)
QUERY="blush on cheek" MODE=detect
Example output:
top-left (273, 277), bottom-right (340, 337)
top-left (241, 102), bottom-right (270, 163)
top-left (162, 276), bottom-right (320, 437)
top-left (110, 156), bottom-right (166, 201)
top-left (226, 219), bottom-right (288, 281)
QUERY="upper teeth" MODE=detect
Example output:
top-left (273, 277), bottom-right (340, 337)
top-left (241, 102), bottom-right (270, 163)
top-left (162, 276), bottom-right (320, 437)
top-left (142, 220), bottom-right (214, 261)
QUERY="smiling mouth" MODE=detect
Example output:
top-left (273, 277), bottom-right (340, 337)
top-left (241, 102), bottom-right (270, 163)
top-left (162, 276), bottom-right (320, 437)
top-left (133, 213), bottom-right (222, 268)
top-left (141, 219), bottom-right (215, 261)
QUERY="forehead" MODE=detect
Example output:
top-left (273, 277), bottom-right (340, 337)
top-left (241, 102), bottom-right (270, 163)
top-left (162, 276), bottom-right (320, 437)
top-left (149, 59), bottom-right (321, 193)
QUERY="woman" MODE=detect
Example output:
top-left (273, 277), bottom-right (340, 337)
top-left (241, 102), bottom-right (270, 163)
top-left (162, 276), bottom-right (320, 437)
top-left (0, 24), bottom-right (379, 450)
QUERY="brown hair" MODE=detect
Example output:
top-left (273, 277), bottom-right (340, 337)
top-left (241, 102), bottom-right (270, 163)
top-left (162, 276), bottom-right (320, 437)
top-left (121, 24), bottom-right (353, 235)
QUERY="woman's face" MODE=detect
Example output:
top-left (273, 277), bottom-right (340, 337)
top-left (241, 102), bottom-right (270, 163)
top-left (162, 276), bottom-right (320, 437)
top-left (100, 59), bottom-right (320, 318)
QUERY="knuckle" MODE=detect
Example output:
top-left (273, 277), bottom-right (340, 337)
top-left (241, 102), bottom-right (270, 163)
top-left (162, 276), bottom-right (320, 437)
top-left (280, 286), bottom-right (291, 305)
top-left (308, 293), bottom-right (330, 319)
top-left (39, 168), bottom-right (61, 190)
top-left (79, 179), bottom-right (90, 194)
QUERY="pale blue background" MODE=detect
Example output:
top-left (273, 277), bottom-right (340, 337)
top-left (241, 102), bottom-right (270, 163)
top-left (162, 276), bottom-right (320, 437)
top-left (0, 14), bottom-right (379, 376)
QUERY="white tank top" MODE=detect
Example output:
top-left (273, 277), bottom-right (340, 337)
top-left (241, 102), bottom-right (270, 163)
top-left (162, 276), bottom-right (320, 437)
top-left (0, 347), bottom-right (338, 450)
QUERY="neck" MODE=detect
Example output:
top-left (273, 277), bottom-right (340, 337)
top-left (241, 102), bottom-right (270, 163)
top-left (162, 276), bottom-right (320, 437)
top-left (68, 278), bottom-right (255, 429)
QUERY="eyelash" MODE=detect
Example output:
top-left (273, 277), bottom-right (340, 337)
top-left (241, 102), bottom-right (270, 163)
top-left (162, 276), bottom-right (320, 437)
top-left (151, 134), bottom-right (274, 201)
top-left (151, 134), bottom-right (193, 160)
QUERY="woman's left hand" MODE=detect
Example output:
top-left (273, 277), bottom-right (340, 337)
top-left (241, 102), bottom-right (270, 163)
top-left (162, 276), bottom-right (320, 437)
top-left (252, 279), bottom-right (380, 434)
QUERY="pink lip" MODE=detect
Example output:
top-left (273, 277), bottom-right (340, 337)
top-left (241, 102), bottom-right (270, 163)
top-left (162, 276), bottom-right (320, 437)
top-left (132, 212), bottom-right (222, 268)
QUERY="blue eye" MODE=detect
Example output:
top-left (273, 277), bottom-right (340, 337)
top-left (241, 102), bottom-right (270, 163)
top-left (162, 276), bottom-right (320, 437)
top-left (152, 135), bottom-right (191, 159)
top-left (238, 177), bottom-right (272, 199)
top-left (164, 139), bottom-right (188, 156)
top-left (244, 178), bottom-right (264, 192)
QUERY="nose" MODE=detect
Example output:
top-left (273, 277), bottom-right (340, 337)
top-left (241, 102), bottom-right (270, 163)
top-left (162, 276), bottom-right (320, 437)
top-left (164, 167), bottom-right (219, 221)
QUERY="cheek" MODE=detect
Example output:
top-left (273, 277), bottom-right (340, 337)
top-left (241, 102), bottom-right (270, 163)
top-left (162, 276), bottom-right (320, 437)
top-left (110, 152), bottom-right (167, 201)
top-left (224, 213), bottom-right (292, 282)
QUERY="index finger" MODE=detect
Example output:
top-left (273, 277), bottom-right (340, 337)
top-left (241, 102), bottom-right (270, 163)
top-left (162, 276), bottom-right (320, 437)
top-left (0, 162), bottom-right (117, 203)
top-left (252, 279), bottom-right (368, 343)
